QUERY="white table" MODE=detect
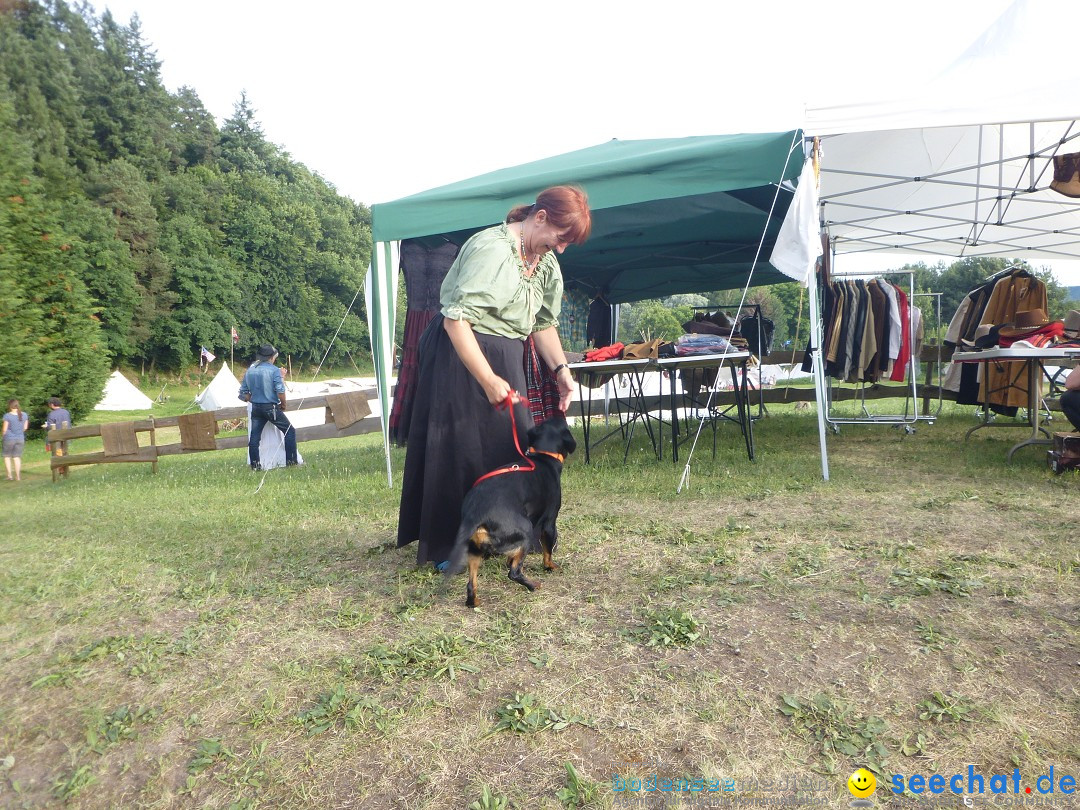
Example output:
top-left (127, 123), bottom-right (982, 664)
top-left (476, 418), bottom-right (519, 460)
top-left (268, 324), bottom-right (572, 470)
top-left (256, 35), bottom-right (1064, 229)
top-left (952, 346), bottom-right (1080, 460)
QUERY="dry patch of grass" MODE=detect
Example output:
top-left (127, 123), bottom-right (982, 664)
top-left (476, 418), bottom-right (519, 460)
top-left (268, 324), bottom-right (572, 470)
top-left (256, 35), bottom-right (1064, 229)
top-left (0, 407), bottom-right (1077, 808)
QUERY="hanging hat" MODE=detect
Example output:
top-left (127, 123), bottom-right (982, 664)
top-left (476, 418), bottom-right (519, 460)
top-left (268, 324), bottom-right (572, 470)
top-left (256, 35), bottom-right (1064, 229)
top-left (998, 308), bottom-right (1057, 338)
top-left (1050, 152), bottom-right (1080, 198)
top-left (1064, 309), bottom-right (1080, 338)
top-left (256, 343), bottom-right (278, 359)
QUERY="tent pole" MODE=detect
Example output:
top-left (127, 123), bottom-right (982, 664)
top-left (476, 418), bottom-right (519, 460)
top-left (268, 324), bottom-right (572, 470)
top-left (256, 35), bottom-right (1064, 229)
top-left (808, 259), bottom-right (830, 482)
top-left (366, 240), bottom-right (398, 488)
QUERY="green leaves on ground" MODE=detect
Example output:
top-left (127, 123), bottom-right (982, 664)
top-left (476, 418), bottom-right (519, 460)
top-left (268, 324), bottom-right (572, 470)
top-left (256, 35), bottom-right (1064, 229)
top-left (488, 693), bottom-right (587, 736)
top-left (623, 606), bottom-right (703, 647)
top-left (364, 633), bottom-right (480, 682)
top-left (296, 685), bottom-right (402, 736)
top-left (779, 693), bottom-right (890, 774)
top-left (557, 762), bottom-right (602, 808)
top-left (917, 691), bottom-right (978, 724)
top-left (468, 786), bottom-right (512, 810)
top-left (86, 704), bottom-right (157, 753)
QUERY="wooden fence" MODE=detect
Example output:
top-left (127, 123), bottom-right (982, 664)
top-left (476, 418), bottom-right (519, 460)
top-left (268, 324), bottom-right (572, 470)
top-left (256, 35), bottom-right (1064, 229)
top-left (46, 346), bottom-right (1070, 481)
top-left (47, 389), bottom-right (380, 482)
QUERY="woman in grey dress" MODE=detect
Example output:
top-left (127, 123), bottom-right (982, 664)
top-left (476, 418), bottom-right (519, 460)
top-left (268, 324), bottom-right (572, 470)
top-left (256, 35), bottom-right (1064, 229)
top-left (3, 398), bottom-right (29, 481)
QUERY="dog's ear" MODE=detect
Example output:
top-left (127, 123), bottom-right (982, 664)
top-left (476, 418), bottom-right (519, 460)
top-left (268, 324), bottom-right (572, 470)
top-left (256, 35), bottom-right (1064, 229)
top-left (543, 413), bottom-right (576, 456)
top-left (561, 424), bottom-right (577, 456)
top-left (549, 417), bottom-right (577, 457)
top-left (529, 417), bottom-right (574, 455)
top-left (526, 423), bottom-right (543, 447)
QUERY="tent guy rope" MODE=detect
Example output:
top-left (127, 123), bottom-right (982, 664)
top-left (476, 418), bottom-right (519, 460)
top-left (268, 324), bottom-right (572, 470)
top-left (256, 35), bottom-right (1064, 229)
top-left (677, 129), bottom-right (804, 493)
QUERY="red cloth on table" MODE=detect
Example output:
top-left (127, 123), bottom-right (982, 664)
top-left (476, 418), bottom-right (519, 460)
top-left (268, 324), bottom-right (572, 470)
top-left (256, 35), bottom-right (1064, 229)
top-left (584, 342), bottom-right (625, 362)
top-left (998, 321), bottom-right (1065, 348)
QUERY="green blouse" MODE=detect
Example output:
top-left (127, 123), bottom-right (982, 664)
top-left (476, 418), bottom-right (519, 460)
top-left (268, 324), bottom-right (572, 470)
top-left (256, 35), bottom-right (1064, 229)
top-left (440, 223), bottom-right (563, 340)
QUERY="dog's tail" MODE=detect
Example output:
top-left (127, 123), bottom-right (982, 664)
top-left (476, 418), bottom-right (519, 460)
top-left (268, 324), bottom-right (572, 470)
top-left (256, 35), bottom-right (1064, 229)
top-left (444, 525), bottom-right (472, 580)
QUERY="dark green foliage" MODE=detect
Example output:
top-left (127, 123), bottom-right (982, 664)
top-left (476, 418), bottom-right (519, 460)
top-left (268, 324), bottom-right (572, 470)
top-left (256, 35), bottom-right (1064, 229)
top-left (0, 68), bottom-right (109, 427)
top-left (0, 0), bottom-right (372, 411)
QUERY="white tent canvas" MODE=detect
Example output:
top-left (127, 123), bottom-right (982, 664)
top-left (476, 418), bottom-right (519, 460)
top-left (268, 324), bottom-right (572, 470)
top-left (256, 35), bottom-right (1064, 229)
top-left (805, 0), bottom-right (1080, 265)
top-left (94, 370), bottom-right (154, 411)
top-left (195, 363), bottom-right (246, 411)
top-left (789, 0), bottom-right (1080, 480)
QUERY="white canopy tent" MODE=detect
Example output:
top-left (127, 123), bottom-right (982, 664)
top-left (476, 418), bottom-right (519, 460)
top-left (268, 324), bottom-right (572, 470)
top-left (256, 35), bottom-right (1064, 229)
top-left (787, 0), bottom-right (1080, 479)
top-left (806, 0), bottom-right (1080, 265)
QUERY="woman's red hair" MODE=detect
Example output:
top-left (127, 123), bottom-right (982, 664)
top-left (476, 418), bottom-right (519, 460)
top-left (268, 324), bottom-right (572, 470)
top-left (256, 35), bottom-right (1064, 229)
top-left (506, 185), bottom-right (592, 244)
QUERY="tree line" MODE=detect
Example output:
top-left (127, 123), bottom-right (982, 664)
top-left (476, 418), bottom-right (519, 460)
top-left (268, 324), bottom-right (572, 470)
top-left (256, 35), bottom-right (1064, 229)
top-left (0, 0), bottom-right (373, 427)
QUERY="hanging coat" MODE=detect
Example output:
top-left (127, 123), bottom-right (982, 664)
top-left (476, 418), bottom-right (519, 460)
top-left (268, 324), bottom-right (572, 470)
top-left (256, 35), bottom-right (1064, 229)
top-left (978, 273), bottom-right (1047, 409)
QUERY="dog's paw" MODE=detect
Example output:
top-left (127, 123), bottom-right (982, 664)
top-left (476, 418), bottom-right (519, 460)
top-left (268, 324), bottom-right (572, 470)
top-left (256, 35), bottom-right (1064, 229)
top-left (543, 561), bottom-right (559, 572)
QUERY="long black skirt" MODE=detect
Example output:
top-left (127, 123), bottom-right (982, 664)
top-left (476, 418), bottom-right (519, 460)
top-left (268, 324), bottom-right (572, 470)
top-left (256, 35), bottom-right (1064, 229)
top-left (396, 315), bottom-right (532, 566)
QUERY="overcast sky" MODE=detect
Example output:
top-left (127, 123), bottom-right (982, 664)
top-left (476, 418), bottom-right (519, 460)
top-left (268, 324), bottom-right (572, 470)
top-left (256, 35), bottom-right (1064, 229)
top-left (88, 0), bottom-right (1080, 286)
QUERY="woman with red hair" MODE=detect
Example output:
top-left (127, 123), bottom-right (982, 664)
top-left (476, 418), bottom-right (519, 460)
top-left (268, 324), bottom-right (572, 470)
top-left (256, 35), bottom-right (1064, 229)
top-left (397, 185), bottom-right (592, 569)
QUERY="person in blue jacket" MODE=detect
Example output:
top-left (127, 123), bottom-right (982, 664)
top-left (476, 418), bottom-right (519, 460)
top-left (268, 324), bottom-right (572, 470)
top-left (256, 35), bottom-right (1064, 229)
top-left (238, 344), bottom-right (298, 470)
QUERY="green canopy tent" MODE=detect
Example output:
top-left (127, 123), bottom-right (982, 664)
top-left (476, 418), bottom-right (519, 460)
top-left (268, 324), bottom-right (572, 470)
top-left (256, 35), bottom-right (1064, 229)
top-left (365, 130), bottom-right (806, 485)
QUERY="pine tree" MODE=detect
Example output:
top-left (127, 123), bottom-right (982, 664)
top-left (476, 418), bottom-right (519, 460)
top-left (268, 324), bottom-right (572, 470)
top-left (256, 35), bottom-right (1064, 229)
top-left (0, 80), bottom-right (108, 425)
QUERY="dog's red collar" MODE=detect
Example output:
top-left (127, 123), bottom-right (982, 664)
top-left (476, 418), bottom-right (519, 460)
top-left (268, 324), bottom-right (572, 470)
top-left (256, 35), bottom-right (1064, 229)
top-left (473, 459), bottom-right (533, 486)
top-left (471, 449), bottom-right (564, 487)
top-left (473, 393), bottom-right (565, 486)
top-left (527, 448), bottom-right (565, 464)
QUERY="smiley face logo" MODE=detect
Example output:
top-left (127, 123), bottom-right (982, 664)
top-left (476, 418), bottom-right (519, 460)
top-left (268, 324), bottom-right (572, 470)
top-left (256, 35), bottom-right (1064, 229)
top-left (848, 768), bottom-right (877, 799)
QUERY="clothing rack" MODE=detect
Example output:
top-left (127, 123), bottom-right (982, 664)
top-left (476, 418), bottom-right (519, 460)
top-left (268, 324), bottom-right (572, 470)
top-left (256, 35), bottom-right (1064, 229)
top-left (823, 270), bottom-right (938, 434)
top-left (984, 263), bottom-right (1029, 282)
top-left (906, 292), bottom-right (943, 423)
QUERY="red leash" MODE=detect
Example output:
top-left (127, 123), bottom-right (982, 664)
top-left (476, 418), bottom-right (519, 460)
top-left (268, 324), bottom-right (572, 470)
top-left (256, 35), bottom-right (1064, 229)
top-left (473, 391), bottom-right (535, 486)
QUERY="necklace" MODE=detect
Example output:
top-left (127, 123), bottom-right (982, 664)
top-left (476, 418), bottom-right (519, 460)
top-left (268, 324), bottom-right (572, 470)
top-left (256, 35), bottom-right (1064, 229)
top-left (519, 222), bottom-right (538, 274)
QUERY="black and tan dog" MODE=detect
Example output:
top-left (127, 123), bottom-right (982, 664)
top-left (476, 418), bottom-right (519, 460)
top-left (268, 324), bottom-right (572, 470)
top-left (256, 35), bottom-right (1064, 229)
top-left (447, 414), bottom-right (576, 608)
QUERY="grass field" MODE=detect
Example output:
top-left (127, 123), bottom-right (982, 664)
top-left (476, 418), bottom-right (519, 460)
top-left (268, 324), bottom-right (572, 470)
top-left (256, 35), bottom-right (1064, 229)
top-left (1, 387), bottom-right (1078, 809)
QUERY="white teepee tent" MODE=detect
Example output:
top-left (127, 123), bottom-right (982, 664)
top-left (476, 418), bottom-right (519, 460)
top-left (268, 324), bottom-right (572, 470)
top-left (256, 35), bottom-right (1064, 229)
top-left (94, 370), bottom-right (154, 411)
top-left (195, 363), bottom-right (246, 411)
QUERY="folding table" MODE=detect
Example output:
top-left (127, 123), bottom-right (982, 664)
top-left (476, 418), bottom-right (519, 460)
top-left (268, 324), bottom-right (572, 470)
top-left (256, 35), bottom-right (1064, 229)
top-left (652, 351), bottom-right (754, 463)
top-left (567, 358), bottom-right (655, 463)
top-left (951, 346), bottom-right (1080, 460)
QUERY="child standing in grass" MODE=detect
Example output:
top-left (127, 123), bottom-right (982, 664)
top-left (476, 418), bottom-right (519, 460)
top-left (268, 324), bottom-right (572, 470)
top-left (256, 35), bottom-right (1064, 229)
top-left (44, 397), bottom-right (72, 451)
top-left (2, 398), bottom-right (28, 481)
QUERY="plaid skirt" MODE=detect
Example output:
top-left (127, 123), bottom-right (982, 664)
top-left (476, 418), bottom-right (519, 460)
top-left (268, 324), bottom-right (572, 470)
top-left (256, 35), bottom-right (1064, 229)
top-left (389, 308), bottom-right (437, 445)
